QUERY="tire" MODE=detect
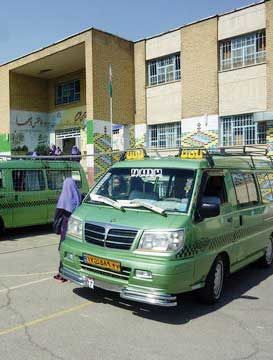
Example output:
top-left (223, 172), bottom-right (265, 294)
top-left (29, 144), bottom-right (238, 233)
top-left (259, 238), bottom-right (273, 268)
top-left (0, 218), bottom-right (5, 239)
top-left (198, 255), bottom-right (225, 304)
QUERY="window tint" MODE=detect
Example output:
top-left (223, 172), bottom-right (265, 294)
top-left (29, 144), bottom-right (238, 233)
top-left (256, 172), bottom-right (273, 203)
top-left (232, 172), bottom-right (258, 205)
top-left (12, 170), bottom-right (45, 192)
top-left (47, 170), bottom-right (82, 190)
top-left (203, 176), bottom-right (227, 205)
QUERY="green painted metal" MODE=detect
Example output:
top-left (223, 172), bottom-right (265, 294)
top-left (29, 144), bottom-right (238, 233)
top-left (0, 160), bottom-right (89, 229)
top-left (0, 134), bottom-right (10, 152)
top-left (60, 155), bottom-right (273, 305)
top-left (86, 120), bottom-right (93, 145)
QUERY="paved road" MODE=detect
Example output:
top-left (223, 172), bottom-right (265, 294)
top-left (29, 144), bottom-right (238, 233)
top-left (0, 226), bottom-right (272, 360)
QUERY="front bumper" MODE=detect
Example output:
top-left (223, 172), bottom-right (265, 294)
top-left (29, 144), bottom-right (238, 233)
top-left (60, 266), bottom-right (177, 307)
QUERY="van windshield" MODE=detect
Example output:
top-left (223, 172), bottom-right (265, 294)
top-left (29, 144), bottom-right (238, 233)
top-left (86, 167), bottom-right (196, 213)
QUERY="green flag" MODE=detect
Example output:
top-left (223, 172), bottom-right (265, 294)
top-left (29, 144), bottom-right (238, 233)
top-left (109, 64), bottom-right (112, 98)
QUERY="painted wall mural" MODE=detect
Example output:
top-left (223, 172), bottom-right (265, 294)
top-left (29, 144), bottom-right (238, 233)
top-left (181, 115), bottom-right (219, 149)
top-left (10, 106), bottom-right (87, 152)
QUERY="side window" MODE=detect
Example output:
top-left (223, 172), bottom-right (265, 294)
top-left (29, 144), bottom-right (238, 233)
top-left (232, 172), bottom-right (258, 206)
top-left (47, 170), bottom-right (82, 190)
top-left (256, 172), bottom-right (273, 203)
top-left (202, 175), bottom-right (227, 205)
top-left (244, 173), bottom-right (258, 203)
top-left (12, 170), bottom-right (45, 192)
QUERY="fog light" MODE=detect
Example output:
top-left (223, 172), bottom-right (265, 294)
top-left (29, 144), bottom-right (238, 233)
top-left (135, 270), bottom-right (152, 279)
top-left (65, 252), bottom-right (74, 261)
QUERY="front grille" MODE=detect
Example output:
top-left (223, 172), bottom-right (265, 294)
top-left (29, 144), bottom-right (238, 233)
top-left (80, 257), bottom-right (131, 280)
top-left (84, 222), bottom-right (138, 250)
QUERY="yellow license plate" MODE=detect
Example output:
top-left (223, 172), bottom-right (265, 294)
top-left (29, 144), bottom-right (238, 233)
top-left (84, 254), bottom-right (121, 272)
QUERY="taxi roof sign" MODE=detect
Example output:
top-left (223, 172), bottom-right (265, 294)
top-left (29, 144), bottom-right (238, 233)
top-left (180, 149), bottom-right (204, 160)
top-left (124, 148), bottom-right (147, 161)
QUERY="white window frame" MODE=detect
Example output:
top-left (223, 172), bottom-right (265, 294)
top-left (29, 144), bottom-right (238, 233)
top-left (220, 30), bottom-right (266, 71)
top-left (148, 53), bottom-right (181, 86)
top-left (148, 122), bottom-right (181, 149)
top-left (220, 114), bottom-right (266, 147)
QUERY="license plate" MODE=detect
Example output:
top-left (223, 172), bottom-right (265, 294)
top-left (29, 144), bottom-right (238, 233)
top-left (84, 254), bottom-right (121, 273)
top-left (86, 277), bottom-right (94, 289)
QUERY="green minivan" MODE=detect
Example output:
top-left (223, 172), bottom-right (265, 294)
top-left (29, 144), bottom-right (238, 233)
top-left (60, 148), bottom-right (273, 307)
top-left (0, 159), bottom-right (89, 232)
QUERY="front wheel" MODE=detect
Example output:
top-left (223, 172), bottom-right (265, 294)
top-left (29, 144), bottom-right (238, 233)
top-left (198, 255), bottom-right (225, 304)
top-left (259, 238), bottom-right (273, 268)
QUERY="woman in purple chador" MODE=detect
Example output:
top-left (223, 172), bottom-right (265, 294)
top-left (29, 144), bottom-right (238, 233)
top-left (54, 178), bottom-right (81, 281)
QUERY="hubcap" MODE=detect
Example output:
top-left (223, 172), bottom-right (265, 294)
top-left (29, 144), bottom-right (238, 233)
top-left (213, 261), bottom-right (224, 299)
top-left (265, 240), bottom-right (273, 264)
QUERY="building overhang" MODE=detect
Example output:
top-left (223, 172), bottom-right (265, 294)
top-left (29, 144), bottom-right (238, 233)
top-left (10, 42), bottom-right (86, 79)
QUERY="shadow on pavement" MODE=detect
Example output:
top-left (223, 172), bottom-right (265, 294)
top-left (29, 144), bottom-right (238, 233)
top-left (73, 263), bottom-right (273, 325)
top-left (0, 224), bottom-right (54, 242)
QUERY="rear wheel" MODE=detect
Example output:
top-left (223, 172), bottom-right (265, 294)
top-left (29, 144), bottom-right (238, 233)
top-left (198, 255), bottom-right (225, 304)
top-left (0, 218), bottom-right (5, 239)
top-left (259, 238), bottom-right (273, 268)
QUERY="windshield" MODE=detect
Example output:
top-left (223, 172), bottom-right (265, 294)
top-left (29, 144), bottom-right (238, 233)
top-left (86, 167), bottom-right (196, 213)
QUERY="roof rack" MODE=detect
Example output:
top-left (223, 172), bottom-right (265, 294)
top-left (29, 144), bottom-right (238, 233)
top-left (179, 146), bottom-right (273, 169)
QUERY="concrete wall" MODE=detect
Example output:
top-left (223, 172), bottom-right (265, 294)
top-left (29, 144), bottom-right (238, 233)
top-left (0, 68), bottom-right (10, 134)
top-left (147, 81), bottom-right (181, 124)
top-left (0, 68), bottom-right (10, 152)
top-left (146, 30), bottom-right (181, 60)
top-left (219, 64), bottom-right (267, 116)
top-left (92, 29), bottom-right (135, 125)
top-left (134, 40), bottom-right (146, 124)
top-left (266, 0), bottom-right (273, 111)
top-left (181, 17), bottom-right (218, 119)
top-left (218, 3), bottom-right (266, 40)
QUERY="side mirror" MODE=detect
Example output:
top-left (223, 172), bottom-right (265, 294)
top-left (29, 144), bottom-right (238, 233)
top-left (199, 201), bottom-right (220, 219)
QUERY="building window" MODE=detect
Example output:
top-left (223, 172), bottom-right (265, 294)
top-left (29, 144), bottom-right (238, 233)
top-left (56, 79), bottom-right (80, 105)
top-left (148, 122), bottom-right (181, 148)
top-left (220, 30), bottom-right (266, 71)
top-left (148, 53), bottom-right (181, 86)
top-left (220, 114), bottom-right (266, 147)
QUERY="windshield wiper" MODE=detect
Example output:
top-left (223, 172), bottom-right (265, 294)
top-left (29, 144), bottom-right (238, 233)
top-left (90, 194), bottom-right (125, 211)
top-left (125, 200), bottom-right (166, 216)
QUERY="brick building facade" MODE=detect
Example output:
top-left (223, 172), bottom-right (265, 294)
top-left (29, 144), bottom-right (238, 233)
top-left (0, 1), bottom-right (273, 183)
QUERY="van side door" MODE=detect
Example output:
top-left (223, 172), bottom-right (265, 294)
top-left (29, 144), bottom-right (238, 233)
top-left (193, 170), bottom-right (236, 284)
top-left (231, 171), bottom-right (264, 266)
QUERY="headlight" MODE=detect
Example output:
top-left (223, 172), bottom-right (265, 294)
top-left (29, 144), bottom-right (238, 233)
top-left (67, 217), bottom-right (83, 240)
top-left (138, 229), bottom-right (185, 253)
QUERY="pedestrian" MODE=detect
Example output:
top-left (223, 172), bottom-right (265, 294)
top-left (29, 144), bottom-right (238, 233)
top-left (71, 145), bottom-right (81, 161)
top-left (55, 146), bottom-right (62, 156)
top-left (50, 144), bottom-right (57, 156)
top-left (53, 177), bottom-right (81, 282)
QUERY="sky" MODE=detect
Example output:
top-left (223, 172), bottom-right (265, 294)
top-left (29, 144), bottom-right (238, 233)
top-left (0, 0), bottom-right (259, 64)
